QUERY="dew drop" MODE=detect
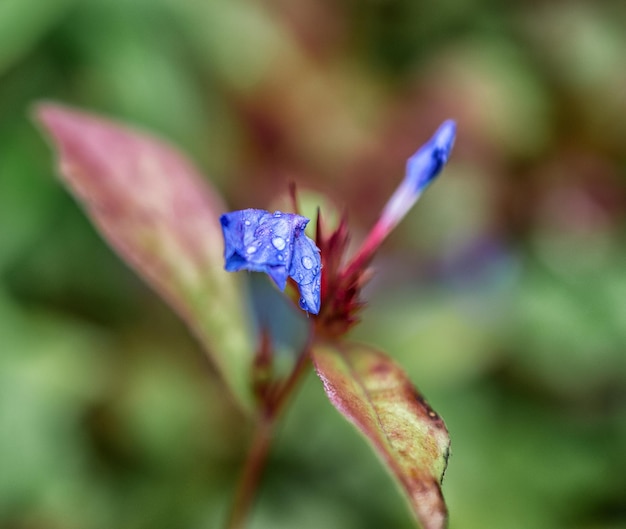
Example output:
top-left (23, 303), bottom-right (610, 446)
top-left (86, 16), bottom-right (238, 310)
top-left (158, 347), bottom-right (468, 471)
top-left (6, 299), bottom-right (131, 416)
top-left (301, 256), bottom-right (314, 270)
top-left (272, 236), bottom-right (286, 250)
top-left (273, 211), bottom-right (282, 218)
top-left (277, 254), bottom-right (283, 261)
top-left (244, 220), bottom-right (251, 226)
top-left (246, 246), bottom-right (257, 254)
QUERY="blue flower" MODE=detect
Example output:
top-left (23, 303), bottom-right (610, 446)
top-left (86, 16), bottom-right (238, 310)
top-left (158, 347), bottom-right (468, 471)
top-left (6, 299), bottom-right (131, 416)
top-left (220, 209), bottom-right (322, 314)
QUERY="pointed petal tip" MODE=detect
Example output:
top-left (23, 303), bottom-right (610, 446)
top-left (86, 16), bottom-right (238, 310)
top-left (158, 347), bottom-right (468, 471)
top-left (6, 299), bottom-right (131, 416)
top-left (299, 294), bottom-right (320, 315)
top-left (433, 119), bottom-right (457, 159)
top-left (267, 265), bottom-right (289, 291)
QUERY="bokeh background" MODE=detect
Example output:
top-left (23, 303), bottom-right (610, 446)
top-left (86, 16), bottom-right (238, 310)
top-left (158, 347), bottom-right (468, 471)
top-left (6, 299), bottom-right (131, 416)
top-left (1, 0), bottom-right (626, 527)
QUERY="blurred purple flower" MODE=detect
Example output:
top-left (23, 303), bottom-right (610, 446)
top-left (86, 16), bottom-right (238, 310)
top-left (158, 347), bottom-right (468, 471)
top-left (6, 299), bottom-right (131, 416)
top-left (220, 209), bottom-right (321, 314)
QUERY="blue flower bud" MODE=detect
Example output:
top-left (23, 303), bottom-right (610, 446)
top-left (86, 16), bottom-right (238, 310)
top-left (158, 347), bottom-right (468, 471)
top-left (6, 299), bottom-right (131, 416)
top-left (220, 209), bottom-right (322, 314)
top-left (406, 119), bottom-right (456, 194)
top-left (377, 120), bottom-right (456, 234)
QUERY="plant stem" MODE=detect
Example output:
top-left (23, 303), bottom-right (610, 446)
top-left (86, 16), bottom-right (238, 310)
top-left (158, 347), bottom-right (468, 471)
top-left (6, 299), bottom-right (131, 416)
top-left (225, 418), bottom-right (273, 529)
top-left (225, 338), bottom-right (313, 529)
top-left (340, 218), bottom-right (388, 283)
top-left (270, 341), bottom-right (312, 416)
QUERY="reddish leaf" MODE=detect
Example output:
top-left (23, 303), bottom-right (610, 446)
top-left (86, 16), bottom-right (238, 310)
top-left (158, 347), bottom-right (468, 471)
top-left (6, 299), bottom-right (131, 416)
top-left (35, 103), bottom-right (254, 412)
top-left (312, 341), bottom-right (450, 529)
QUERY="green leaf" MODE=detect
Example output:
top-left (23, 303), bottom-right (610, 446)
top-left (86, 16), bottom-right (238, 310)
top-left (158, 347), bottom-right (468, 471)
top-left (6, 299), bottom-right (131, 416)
top-left (35, 103), bottom-right (254, 413)
top-left (312, 341), bottom-right (450, 529)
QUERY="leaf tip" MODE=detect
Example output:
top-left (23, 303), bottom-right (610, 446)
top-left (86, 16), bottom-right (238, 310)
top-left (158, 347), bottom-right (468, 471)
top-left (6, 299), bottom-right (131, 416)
top-left (32, 101), bottom-right (84, 157)
top-left (32, 100), bottom-right (67, 132)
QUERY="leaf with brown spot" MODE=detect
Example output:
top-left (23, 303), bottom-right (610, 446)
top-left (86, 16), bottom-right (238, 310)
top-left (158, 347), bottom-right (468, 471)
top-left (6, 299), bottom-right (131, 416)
top-left (35, 103), bottom-right (254, 412)
top-left (312, 341), bottom-right (450, 529)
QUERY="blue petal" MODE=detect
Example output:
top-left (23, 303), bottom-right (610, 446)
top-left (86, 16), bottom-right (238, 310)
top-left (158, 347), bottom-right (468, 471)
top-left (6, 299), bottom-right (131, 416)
top-left (405, 119), bottom-right (456, 194)
top-left (290, 229), bottom-right (322, 314)
top-left (220, 208), bottom-right (322, 314)
top-left (266, 265), bottom-right (289, 291)
top-left (220, 209), bottom-right (299, 288)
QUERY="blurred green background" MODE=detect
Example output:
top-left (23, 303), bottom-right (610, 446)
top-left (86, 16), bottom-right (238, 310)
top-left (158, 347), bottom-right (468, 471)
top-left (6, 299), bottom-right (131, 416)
top-left (1, 0), bottom-right (626, 527)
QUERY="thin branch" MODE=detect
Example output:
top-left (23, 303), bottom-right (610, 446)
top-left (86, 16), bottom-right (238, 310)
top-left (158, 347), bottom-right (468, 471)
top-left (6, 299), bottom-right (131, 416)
top-left (225, 418), bottom-right (273, 529)
top-left (224, 327), bottom-right (314, 529)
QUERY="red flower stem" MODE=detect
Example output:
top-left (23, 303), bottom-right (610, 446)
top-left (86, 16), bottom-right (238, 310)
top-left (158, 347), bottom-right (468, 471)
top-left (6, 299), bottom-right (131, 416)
top-left (341, 218), bottom-right (391, 281)
top-left (270, 341), bottom-right (312, 416)
top-left (225, 331), bottom-right (313, 529)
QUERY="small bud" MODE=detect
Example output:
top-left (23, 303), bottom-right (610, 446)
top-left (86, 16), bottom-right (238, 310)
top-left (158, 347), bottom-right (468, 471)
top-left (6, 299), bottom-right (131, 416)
top-left (379, 120), bottom-right (456, 233)
top-left (338, 120), bottom-right (457, 299)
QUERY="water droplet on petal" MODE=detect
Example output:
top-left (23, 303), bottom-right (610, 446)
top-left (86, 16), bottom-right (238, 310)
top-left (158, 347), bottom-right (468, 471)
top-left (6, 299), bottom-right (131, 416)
top-left (273, 211), bottom-right (282, 217)
top-left (272, 236), bottom-right (286, 250)
top-left (301, 256), bottom-right (314, 270)
top-left (244, 220), bottom-right (251, 226)
top-left (246, 246), bottom-right (257, 254)
top-left (277, 254), bottom-right (283, 261)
